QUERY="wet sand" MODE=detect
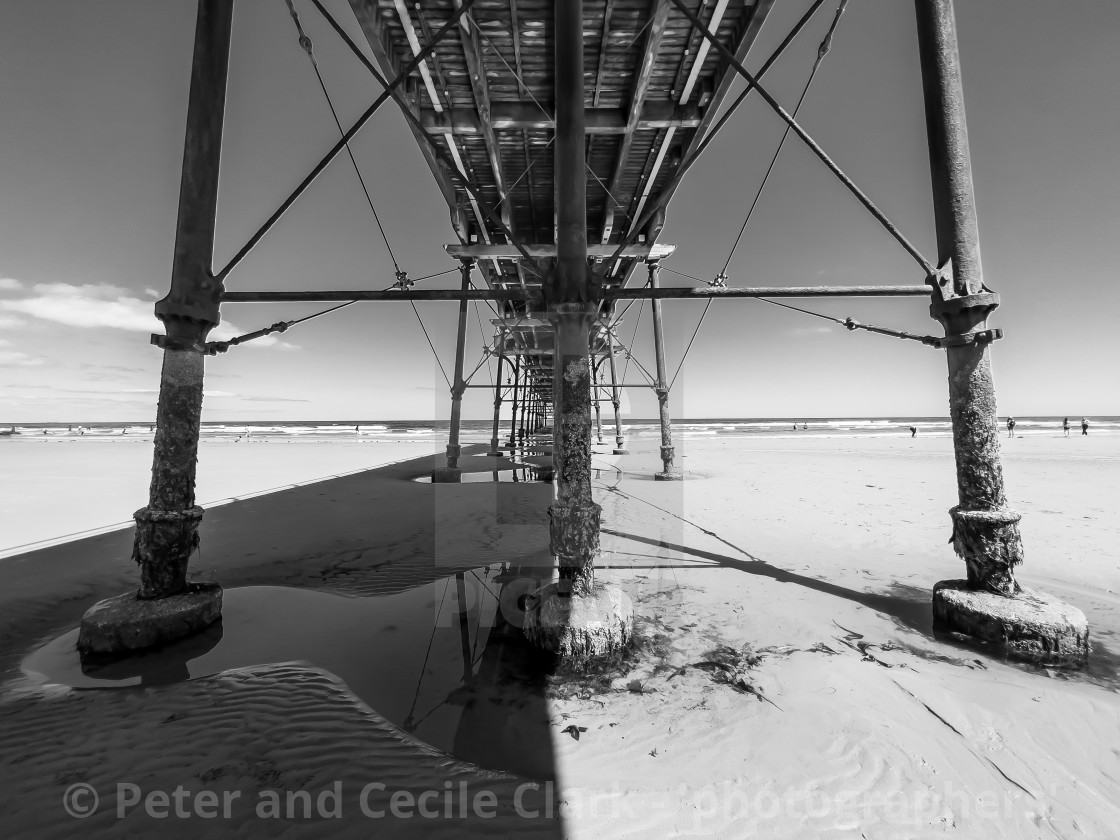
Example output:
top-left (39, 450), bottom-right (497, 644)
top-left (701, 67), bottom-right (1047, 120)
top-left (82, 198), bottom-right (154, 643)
top-left (1, 433), bottom-right (1118, 838)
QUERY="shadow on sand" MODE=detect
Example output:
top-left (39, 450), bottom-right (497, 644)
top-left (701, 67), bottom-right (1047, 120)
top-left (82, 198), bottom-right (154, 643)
top-left (603, 528), bottom-right (1120, 690)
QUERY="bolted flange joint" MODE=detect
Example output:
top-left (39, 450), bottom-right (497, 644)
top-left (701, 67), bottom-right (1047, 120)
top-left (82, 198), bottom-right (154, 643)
top-left (930, 292), bottom-right (1000, 337)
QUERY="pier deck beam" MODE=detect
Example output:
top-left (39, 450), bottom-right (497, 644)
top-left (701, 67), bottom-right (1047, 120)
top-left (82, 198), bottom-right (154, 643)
top-left (433, 259), bottom-right (473, 482)
top-left (648, 260), bottom-right (680, 479)
top-left (916, 0), bottom-right (1086, 664)
top-left (79, 0), bottom-right (232, 659)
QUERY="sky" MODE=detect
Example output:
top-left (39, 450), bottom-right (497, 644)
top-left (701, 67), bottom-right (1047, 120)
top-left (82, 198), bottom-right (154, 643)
top-left (1, 0), bottom-right (1117, 422)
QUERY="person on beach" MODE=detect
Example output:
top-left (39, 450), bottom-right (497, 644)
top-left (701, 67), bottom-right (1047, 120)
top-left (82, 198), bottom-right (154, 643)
top-left (1063, 417), bottom-right (1070, 436)
top-left (1006, 417), bottom-right (1016, 438)
top-left (1082, 417), bottom-right (1089, 435)
top-left (909, 426), bottom-right (917, 437)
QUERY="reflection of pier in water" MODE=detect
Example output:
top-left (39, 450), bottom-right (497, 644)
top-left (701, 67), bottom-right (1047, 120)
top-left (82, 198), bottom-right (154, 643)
top-left (27, 563), bottom-right (561, 778)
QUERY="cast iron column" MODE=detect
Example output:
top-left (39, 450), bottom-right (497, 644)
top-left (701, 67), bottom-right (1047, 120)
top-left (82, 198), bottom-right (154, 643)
top-left (648, 260), bottom-right (679, 479)
top-left (488, 346), bottom-right (506, 455)
top-left (607, 327), bottom-right (627, 453)
top-left (593, 356), bottom-right (604, 444)
top-left (135, 0), bottom-right (234, 599)
top-left (916, 0), bottom-right (1021, 594)
top-left (548, 0), bottom-right (600, 595)
top-left (440, 258), bottom-right (474, 479)
top-left (508, 357), bottom-right (520, 445)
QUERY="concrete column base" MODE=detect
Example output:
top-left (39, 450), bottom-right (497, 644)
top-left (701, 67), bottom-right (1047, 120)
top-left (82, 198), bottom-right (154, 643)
top-left (523, 580), bottom-right (633, 664)
top-left (655, 471), bottom-right (682, 481)
top-left (431, 467), bottom-right (462, 483)
top-left (932, 580), bottom-right (1089, 666)
top-left (77, 581), bottom-right (223, 660)
top-left (612, 448), bottom-right (628, 455)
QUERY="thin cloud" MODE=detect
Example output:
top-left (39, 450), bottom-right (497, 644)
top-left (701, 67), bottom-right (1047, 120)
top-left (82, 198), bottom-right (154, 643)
top-left (0, 281), bottom-right (297, 350)
top-left (0, 349), bottom-right (45, 367)
top-left (0, 282), bottom-right (159, 332)
top-left (241, 395), bottom-right (311, 403)
top-left (0, 277), bottom-right (24, 291)
top-left (791, 326), bottom-right (834, 336)
top-left (0, 315), bottom-right (27, 329)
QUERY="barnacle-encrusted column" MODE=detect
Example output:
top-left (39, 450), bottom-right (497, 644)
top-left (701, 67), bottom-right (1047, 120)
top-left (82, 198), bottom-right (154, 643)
top-left (523, 0), bottom-right (632, 663)
top-left (917, 0), bottom-right (1086, 664)
top-left (549, 306), bottom-right (600, 594)
top-left (79, 0), bottom-right (232, 659)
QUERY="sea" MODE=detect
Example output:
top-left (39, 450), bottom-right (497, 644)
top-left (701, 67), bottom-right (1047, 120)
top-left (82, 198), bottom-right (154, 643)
top-left (1, 416), bottom-right (1116, 441)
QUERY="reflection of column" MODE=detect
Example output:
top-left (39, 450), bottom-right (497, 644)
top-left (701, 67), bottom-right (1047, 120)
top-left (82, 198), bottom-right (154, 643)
top-left (607, 328), bottom-right (627, 454)
top-left (648, 261), bottom-right (679, 479)
top-left (135, 0), bottom-right (234, 599)
top-left (915, 0), bottom-right (1017, 594)
top-left (437, 259), bottom-right (473, 481)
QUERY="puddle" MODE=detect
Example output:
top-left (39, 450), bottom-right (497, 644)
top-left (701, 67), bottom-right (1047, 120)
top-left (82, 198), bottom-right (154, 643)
top-left (22, 568), bottom-right (561, 778)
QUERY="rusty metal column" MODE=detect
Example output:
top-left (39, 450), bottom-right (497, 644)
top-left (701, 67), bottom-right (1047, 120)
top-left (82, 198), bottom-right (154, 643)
top-left (507, 357), bottom-right (520, 446)
top-left (547, 0), bottom-right (600, 595)
top-left (607, 327), bottom-right (627, 454)
top-left (134, 0), bottom-right (234, 601)
top-left (916, 0), bottom-right (1087, 665)
top-left (648, 260), bottom-right (680, 479)
top-left (593, 357), bottom-right (604, 445)
top-left (916, 0), bottom-right (1019, 594)
top-left (488, 346), bottom-right (506, 456)
top-left (519, 376), bottom-right (528, 441)
top-left (436, 259), bottom-right (474, 481)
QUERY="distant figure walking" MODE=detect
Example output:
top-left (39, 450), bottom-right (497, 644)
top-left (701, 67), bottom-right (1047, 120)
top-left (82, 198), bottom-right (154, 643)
top-left (1006, 417), bottom-right (1016, 438)
top-left (1082, 417), bottom-right (1089, 436)
top-left (1063, 417), bottom-right (1070, 436)
top-left (909, 426), bottom-right (917, 438)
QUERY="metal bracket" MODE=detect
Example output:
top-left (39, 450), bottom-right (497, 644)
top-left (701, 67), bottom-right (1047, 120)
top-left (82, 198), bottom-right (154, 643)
top-left (150, 334), bottom-right (208, 353)
top-left (930, 292), bottom-right (1000, 317)
top-left (930, 328), bottom-right (1003, 350)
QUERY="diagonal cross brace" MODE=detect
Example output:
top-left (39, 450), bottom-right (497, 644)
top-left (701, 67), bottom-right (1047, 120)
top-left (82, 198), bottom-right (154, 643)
top-left (216, 0), bottom-right (481, 282)
top-left (601, 0), bottom-right (828, 274)
top-left (668, 0), bottom-right (934, 276)
top-left (311, 0), bottom-right (539, 275)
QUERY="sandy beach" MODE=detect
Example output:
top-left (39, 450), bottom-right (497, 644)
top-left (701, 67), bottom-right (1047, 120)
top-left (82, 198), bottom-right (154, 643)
top-left (1, 431), bottom-right (1118, 838)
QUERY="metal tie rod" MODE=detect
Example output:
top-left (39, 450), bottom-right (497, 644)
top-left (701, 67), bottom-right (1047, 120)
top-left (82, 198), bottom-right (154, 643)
top-left (221, 286), bottom-right (931, 303)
